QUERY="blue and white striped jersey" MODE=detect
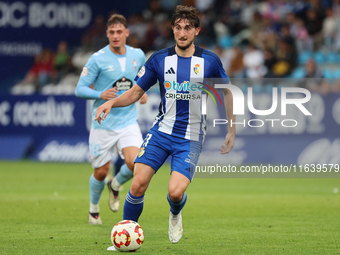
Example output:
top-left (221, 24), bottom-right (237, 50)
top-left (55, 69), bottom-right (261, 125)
top-left (135, 45), bottom-right (229, 141)
top-left (75, 45), bottom-right (145, 130)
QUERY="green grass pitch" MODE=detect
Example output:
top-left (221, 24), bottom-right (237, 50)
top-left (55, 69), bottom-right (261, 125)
top-left (0, 161), bottom-right (339, 254)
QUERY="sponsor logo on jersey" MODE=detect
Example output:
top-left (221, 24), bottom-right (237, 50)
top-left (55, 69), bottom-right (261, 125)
top-left (165, 93), bottom-right (202, 100)
top-left (112, 77), bottom-right (133, 91)
top-left (107, 66), bottom-right (114, 71)
top-left (165, 67), bottom-right (176, 74)
top-left (164, 81), bottom-right (203, 92)
top-left (163, 80), bottom-right (222, 103)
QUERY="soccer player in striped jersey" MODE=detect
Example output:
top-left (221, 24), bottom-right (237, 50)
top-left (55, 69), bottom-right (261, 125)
top-left (95, 6), bottom-right (235, 243)
top-left (75, 14), bottom-right (147, 225)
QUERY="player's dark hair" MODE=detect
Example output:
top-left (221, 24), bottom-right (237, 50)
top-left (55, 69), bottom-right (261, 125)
top-left (107, 14), bottom-right (128, 29)
top-left (171, 5), bottom-right (200, 28)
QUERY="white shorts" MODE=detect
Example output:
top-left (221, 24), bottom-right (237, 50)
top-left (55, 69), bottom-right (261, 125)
top-left (89, 124), bottom-right (143, 169)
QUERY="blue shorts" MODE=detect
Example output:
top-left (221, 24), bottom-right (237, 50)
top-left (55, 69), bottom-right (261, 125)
top-left (134, 128), bottom-right (203, 181)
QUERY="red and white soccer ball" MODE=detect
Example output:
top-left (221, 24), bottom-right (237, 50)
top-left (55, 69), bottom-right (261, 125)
top-left (110, 220), bottom-right (144, 252)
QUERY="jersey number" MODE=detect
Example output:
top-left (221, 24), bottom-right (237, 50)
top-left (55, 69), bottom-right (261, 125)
top-left (143, 134), bottom-right (152, 147)
top-left (90, 143), bottom-right (101, 157)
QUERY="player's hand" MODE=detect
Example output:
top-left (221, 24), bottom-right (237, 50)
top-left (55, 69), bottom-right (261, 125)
top-left (139, 93), bottom-right (148, 104)
top-left (95, 100), bottom-right (114, 124)
top-left (100, 87), bottom-right (118, 100)
top-left (219, 132), bottom-right (235, 154)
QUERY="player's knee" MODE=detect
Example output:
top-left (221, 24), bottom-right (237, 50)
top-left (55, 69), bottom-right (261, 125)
top-left (94, 170), bottom-right (107, 181)
top-left (130, 179), bottom-right (147, 196)
top-left (94, 165), bottom-right (109, 181)
top-left (168, 189), bottom-right (184, 202)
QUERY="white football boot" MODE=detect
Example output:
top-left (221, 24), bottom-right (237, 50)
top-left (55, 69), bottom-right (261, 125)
top-left (107, 179), bottom-right (120, 212)
top-left (168, 211), bottom-right (183, 243)
top-left (107, 246), bottom-right (117, 251)
top-left (88, 213), bottom-right (102, 225)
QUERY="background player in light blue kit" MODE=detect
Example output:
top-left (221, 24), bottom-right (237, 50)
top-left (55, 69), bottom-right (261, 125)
top-left (95, 6), bottom-right (235, 242)
top-left (75, 14), bottom-right (147, 225)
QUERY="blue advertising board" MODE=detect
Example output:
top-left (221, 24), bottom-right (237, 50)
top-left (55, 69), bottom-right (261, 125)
top-left (0, 95), bottom-right (89, 142)
top-left (0, 95), bottom-right (90, 159)
top-left (0, 0), bottom-right (151, 91)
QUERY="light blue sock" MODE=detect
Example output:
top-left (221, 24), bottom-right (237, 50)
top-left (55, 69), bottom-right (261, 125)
top-left (89, 174), bottom-right (105, 205)
top-left (116, 164), bottom-right (133, 185)
top-left (167, 192), bottom-right (187, 215)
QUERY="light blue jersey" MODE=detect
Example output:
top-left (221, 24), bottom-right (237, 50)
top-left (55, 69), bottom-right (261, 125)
top-left (75, 45), bottom-right (145, 130)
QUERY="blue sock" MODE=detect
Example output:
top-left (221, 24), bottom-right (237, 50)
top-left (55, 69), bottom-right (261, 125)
top-left (116, 164), bottom-right (133, 185)
top-left (167, 192), bottom-right (187, 215)
top-left (123, 190), bottom-right (144, 222)
top-left (89, 174), bottom-right (105, 205)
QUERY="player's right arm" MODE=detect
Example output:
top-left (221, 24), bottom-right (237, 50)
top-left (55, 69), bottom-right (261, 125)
top-left (75, 56), bottom-right (117, 100)
top-left (95, 83), bottom-right (145, 124)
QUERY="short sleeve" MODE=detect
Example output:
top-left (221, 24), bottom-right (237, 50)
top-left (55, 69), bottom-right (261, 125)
top-left (79, 55), bottom-right (100, 86)
top-left (75, 55), bottom-right (102, 99)
top-left (134, 55), bottom-right (158, 91)
top-left (212, 57), bottom-right (230, 83)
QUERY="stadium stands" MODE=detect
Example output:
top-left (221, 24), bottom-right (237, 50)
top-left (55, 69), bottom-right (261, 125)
top-left (4, 0), bottom-right (340, 95)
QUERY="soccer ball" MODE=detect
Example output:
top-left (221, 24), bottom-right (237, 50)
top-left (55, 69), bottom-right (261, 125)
top-left (110, 220), bottom-right (144, 252)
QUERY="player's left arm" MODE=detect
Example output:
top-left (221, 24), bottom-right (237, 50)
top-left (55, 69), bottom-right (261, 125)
top-left (211, 53), bottom-right (236, 154)
top-left (220, 83), bottom-right (236, 154)
top-left (95, 83), bottom-right (145, 124)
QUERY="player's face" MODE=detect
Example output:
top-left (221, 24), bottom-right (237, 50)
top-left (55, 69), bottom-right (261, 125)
top-left (172, 19), bottom-right (200, 51)
top-left (106, 23), bottom-right (129, 50)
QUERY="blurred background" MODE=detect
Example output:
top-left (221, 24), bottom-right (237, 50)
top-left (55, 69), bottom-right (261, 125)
top-left (0, 0), bottom-right (339, 165)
